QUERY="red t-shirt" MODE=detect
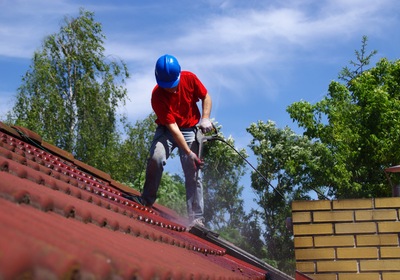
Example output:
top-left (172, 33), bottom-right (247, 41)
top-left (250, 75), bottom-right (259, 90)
top-left (151, 71), bottom-right (208, 128)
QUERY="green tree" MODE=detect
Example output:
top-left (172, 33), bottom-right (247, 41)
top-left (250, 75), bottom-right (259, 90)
top-left (157, 173), bottom-right (186, 215)
top-left (236, 211), bottom-right (268, 259)
top-left (199, 125), bottom-right (274, 274)
top-left (247, 120), bottom-right (322, 275)
top-left (287, 38), bottom-right (400, 198)
top-left (201, 126), bottom-right (247, 230)
top-left (339, 35), bottom-right (378, 84)
top-left (114, 113), bottom-right (157, 184)
top-left (7, 9), bottom-right (129, 174)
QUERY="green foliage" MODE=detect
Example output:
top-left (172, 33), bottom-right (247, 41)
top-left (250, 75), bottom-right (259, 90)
top-left (7, 8), bottom-right (129, 175)
top-left (200, 124), bottom-right (270, 263)
top-left (247, 120), bottom-right (321, 275)
top-left (236, 212), bottom-right (268, 258)
top-left (202, 126), bottom-right (247, 230)
top-left (126, 174), bottom-right (186, 216)
top-left (287, 38), bottom-right (400, 198)
top-left (113, 113), bottom-right (157, 184)
top-left (217, 225), bottom-right (266, 259)
top-left (248, 120), bottom-right (329, 198)
top-left (157, 173), bottom-right (186, 215)
top-left (339, 35), bottom-right (378, 84)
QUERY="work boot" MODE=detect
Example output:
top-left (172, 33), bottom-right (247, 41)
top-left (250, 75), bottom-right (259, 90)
top-left (123, 194), bottom-right (148, 207)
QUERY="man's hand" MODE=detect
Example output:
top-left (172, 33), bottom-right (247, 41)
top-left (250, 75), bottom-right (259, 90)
top-left (188, 151), bottom-right (204, 169)
top-left (199, 118), bottom-right (213, 133)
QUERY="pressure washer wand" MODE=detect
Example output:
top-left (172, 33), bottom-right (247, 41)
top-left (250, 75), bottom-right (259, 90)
top-left (196, 125), bottom-right (285, 199)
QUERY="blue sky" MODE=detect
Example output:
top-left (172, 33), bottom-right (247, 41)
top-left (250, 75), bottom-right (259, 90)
top-left (1, 0), bottom-right (400, 212)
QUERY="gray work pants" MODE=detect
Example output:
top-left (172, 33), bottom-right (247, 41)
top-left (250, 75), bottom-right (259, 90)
top-left (142, 125), bottom-right (204, 221)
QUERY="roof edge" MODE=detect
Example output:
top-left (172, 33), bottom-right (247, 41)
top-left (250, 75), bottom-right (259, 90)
top-left (1, 121), bottom-right (108, 182)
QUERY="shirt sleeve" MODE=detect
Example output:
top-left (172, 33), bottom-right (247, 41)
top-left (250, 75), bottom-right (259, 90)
top-left (189, 72), bottom-right (208, 100)
top-left (151, 86), bottom-right (176, 125)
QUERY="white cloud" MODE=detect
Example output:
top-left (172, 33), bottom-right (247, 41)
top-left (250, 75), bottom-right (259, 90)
top-left (1, 0), bottom-right (396, 62)
top-left (0, 0), bottom-right (79, 58)
top-left (154, 0), bottom-right (398, 103)
top-left (1, 0), bottom-right (399, 121)
top-left (121, 71), bottom-right (154, 122)
top-left (178, 0), bottom-right (395, 56)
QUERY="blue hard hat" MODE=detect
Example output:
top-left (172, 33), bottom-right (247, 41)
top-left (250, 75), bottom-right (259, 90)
top-left (155, 54), bottom-right (181, 88)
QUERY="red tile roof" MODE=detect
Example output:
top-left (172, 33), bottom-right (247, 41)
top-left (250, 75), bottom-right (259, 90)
top-left (0, 122), bottom-right (292, 279)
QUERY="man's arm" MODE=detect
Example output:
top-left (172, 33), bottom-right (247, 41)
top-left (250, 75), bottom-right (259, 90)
top-left (165, 122), bottom-right (202, 168)
top-left (201, 93), bottom-right (212, 119)
top-left (199, 93), bottom-right (213, 133)
top-left (165, 122), bottom-right (192, 155)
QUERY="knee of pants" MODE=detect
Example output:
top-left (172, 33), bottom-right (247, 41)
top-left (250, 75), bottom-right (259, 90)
top-left (149, 147), bottom-right (168, 167)
top-left (148, 155), bottom-right (166, 169)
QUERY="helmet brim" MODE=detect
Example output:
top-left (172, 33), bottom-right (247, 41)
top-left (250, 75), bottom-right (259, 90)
top-left (156, 75), bottom-right (180, 89)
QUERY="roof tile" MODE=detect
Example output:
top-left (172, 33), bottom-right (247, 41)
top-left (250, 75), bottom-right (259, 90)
top-left (0, 122), bottom-right (286, 279)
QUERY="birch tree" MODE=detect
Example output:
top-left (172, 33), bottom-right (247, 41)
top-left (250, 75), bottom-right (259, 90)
top-left (8, 9), bottom-right (129, 173)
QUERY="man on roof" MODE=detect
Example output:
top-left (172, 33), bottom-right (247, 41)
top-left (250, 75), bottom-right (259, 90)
top-left (136, 54), bottom-right (212, 228)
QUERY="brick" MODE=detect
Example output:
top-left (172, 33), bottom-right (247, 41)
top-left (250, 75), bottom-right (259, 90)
top-left (294, 236), bottom-right (314, 248)
top-left (295, 248), bottom-right (335, 260)
top-left (375, 197), bottom-right (400, 208)
top-left (292, 200), bottom-right (331, 212)
top-left (335, 222), bottom-right (377, 234)
top-left (292, 200), bottom-right (332, 211)
top-left (355, 209), bottom-right (398, 221)
top-left (356, 234), bottom-right (399, 246)
top-left (293, 223), bottom-right (334, 236)
top-left (360, 260), bottom-right (400, 271)
top-left (337, 247), bottom-right (378, 259)
top-left (381, 247), bottom-right (400, 258)
top-left (382, 272), bottom-right (400, 280)
top-left (378, 221), bottom-right (400, 233)
top-left (313, 211), bottom-right (354, 223)
top-left (308, 274), bottom-right (337, 280)
top-left (292, 211), bottom-right (312, 223)
top-left (317, 260), bottom-right (358, 272)
top-left (296, 261), bottom-right (315, 273)
top-left (333, 199), bottom-right (373, 210)
top-left (314, 235), bottom-right (355, 247)
top-left (338, 273), bottom-right (380, 280)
